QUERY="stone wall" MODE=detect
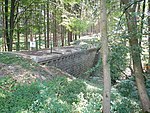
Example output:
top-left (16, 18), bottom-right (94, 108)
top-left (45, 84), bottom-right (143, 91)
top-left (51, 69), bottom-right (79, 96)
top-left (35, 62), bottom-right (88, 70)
top-left (39, 48), bottom-right (97, 76)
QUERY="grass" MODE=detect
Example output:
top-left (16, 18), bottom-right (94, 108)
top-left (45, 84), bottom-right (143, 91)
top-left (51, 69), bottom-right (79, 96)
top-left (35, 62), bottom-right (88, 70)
top-left (0, 52), bottom-right (38, 70)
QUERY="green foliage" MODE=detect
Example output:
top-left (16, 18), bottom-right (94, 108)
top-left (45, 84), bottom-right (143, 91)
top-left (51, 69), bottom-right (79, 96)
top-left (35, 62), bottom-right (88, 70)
top-left (0, 77), bottom-right (70, 113)
top-left (81, 92), bottom-right (102, 113)
top-left (61, 17), bottom-right (89, 34)
top-left (69, 18), bottom-right (89, 34)
top-left (0, 76), bottom-right (17, 92)
top-left (0, 77), bottom-right (86, 113)
top-left (0, 80), bottom-right (41, 113)
top-left (0, 76), bottom-right (144, 113)
top-left (111, 97), bottom-right (141, 113)
top-left (31, 77), bottom-right (103, 113)
top-left (109, 43), bottom-right (129, 83)
top-left (110, 77), bottom-right (149, 113)
top-left (61, 79), bottom-right (86, 104)
top-left (82, 58), bottom-right (102, 77)
top-left (111, 76), bottom-right (150, 112)
top-left (63, 0), bottom-right (81, 4)
top-left (116, 78), bottom-right (139, 99)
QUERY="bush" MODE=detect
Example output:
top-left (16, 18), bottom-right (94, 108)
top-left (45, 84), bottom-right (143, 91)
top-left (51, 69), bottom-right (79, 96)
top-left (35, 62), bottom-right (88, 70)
top-left (61, 79), bottom-right (86, 104)
top-left (110, 44), bottom-right (128, 84)
top-left (116, 78), bottom-right (139, 99)
top-left (111, 88), bottom-right (141, 113)
top-left (111, 97), bottom-right (141, 113)
top-left (0, 82), bottom-right (41, 113)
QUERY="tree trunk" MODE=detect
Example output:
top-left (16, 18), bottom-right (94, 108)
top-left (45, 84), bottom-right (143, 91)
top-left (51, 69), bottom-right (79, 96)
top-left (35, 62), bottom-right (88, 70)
top-left (0, 3), bottom-right (2, 51)
top-left (53, 16), bottom-right (57, 47)
top-left (100, 0), bottom-right (111, 113)
top-left (16, 7), bottom-right (20, 51)
top-left (148, 0), bottom-right (150, 72)
top-left (75, 34), bottom-right (77, 40)
top-left (9, 0), bottom-right (16, 51)
top-left (43, 4), bottom-right (47, 48)
top-left (38, 5), bottom-right (42, 49)
top-left (2, 1), bottom-right (6, 51)
top-left (38, 27), bottom-right (41, 49)
top-left (25, 16), bottom-right (28, 50)
top-left (122, 0), bottom-right (150, 112)
top-left (46, 0), bottom-right (50, 48)
top-left (5, 0), bottom-right (9, 51)
top-left (16, 22), bottom-right (20, 51)
top-left (70, 31), bottom-right (73, 42)
top-left (139, 0), bottom-right (146, 46)
top-left (130, 39), bottom-right (150, 112)
top-left (53, 1), bottom-right (57, 47)
top-left (61, 25), bottom-right (65, 46)
top-left (68, 31), bottom-right (71, 46)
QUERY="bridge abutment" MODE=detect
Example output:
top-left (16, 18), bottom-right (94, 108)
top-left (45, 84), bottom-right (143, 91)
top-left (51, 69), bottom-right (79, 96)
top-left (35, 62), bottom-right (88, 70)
top-left (17, 46), bottom-right (99, 77)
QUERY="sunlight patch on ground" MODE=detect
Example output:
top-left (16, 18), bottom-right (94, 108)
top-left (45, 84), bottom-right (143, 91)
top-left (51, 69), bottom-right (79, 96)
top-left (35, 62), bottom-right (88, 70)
top-left (80, 33), bottom-right (100, 40)
top-left (84, 81), bottom-right (102, 92)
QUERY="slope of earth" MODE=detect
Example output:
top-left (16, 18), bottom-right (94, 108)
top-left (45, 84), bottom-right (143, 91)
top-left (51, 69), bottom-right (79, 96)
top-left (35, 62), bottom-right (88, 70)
top-left (0, 52), bottom-right (73, 83)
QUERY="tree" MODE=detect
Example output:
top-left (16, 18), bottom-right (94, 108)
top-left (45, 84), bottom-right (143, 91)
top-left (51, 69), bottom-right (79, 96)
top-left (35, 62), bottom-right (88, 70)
top-left (46, 0), bottom-right (50, 48)
top-left (52, 0), bottom-right (58, 47)
top-left (1, 0), bottom-right (98, 51)
top-left (121, 0), bottom-right (150, 112)
top-left (5, 0), bottom-right (9, 51)
top-left (148, 0), bottom-right (150, 70)
top-left (16, 6), bottom-right (20, 51)
top-left (0, 2), bottom-right (2, 38)
top-left (9, 0), bottom-right (16, 51)
top-left (0, 1), bottom-right (6, 51)
top-left (100, 0), bottom-right (111, 112)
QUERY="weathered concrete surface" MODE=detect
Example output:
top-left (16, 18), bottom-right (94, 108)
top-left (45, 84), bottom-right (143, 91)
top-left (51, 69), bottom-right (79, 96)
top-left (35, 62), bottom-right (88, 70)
top-left (16, 46), bottom-right (98, 77)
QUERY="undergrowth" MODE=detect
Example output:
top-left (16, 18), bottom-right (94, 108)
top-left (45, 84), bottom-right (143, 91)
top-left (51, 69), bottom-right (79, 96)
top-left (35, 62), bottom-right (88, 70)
top-left (0, 76), bottom-right (143, 113)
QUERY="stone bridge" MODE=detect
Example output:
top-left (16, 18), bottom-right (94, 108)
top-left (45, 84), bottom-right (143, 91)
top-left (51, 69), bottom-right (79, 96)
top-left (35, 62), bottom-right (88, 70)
top-left (19, 46), bottom-right (100, 77)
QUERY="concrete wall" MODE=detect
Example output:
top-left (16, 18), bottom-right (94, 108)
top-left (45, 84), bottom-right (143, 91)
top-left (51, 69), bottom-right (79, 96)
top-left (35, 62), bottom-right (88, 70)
top-left (39, 48), bottom-right (97, 76)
